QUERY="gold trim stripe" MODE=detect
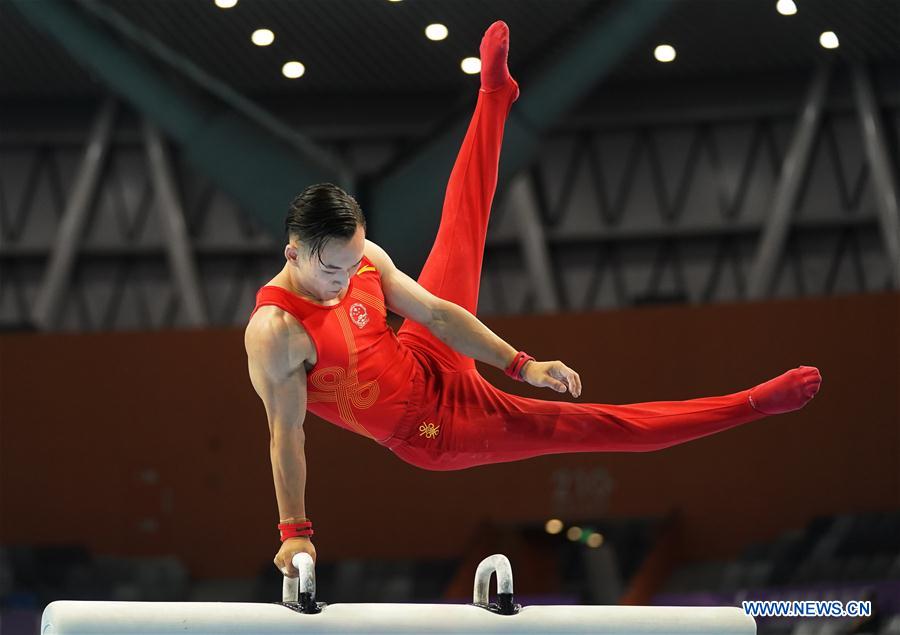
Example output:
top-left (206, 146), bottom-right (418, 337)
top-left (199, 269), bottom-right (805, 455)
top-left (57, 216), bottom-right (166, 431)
top-left (349, 288), bottom-right (386, 315)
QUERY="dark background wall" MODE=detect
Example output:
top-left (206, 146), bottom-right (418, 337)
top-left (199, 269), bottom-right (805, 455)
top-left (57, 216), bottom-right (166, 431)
top-left (1, 292), bottom-right (898, 578)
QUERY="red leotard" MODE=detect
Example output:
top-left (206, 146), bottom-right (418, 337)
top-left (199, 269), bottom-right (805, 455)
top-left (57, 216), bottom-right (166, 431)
top-left (251, 257), bottom-right (430, 445)
top-left (250, 79), bottom-right (770, 471)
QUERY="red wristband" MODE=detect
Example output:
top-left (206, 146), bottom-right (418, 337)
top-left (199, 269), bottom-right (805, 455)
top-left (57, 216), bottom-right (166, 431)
top-left (505, 351), bottom-right (534, 382)
top-left (278, 521), bottom-right (314, 542)
top-left (277, 521), bottom-right (312, 529)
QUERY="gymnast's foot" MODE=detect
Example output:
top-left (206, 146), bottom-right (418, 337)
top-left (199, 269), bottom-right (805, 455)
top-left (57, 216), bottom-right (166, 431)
top-left (480, 20), bottom-right (519, 99)
top-left (748, 366), bottom-right (822, 415)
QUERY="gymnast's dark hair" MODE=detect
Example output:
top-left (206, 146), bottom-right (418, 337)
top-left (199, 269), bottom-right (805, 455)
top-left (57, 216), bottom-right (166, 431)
top-left (285, 183), bottom-right (366, 262)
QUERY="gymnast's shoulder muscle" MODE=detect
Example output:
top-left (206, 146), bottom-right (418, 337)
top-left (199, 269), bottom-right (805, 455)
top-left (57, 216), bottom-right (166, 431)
top-left (245, 306), bottom-right (313, 382)
top-left (362, 239), bottom-right (393, 274)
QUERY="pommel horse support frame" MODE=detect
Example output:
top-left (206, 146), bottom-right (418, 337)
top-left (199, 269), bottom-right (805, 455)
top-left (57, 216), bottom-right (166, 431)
top-left (41, 553), bottom-right (756, 634)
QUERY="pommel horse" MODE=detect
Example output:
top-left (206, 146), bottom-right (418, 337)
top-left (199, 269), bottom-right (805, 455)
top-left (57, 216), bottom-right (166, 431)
top-left (41, 553), bottom-right (756, 633)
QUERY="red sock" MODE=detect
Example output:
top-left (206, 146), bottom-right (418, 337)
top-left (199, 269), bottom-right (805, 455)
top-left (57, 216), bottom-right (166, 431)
top-left (479, 21), bottom-right (517, 96)
top-left (748, 366), bottom-right (822, 415)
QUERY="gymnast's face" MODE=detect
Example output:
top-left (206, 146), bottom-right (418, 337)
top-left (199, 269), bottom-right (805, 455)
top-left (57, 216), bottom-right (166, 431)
top-left (287, 224), bottom-right (366, 301)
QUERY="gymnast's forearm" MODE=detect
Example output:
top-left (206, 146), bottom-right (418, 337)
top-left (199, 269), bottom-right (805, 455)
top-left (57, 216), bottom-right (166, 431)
top-left (269, 424), bottom-right (308, 522)
top-left (429, 300), bottom-right (517, 370)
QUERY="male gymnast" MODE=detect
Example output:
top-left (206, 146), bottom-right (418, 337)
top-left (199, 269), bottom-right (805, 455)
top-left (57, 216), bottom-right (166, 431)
top-left (245, 22), bottom-right (822, 578)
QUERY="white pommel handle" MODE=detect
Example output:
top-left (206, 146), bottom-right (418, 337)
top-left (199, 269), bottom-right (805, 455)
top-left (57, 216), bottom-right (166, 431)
top-left (282, 552), bottom-right (316, 603)
top-left (473, 553), bottom-right (514, 606)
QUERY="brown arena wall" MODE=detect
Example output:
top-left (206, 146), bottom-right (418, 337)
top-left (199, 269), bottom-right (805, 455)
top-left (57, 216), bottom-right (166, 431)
top-left (1, 292), bottom-right (898, 579)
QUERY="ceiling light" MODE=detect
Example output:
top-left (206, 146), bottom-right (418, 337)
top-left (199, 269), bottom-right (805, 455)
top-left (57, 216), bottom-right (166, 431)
top-left (654, 44), bottom-right (676, 63)
top-left (775, 0), bottom-right (797, 16)
top-left (586, 532), bottom-right (604, 548)
top-left (819, 31), bottom-right (839, 49)
top-left (545, 519), bottom-right (564, 535)
top-left (282, 61), bottom-right (305, 79)
top-left (214, 0), bottom-right (238, 8)
top-left (461, 57), bottom-right (481, 75)
top-left (252, 29), bottom-right (275, 47)
top-left (425, 23), bottom-right (449, 41)
top-left (566, 526), bottom-right (583, 542)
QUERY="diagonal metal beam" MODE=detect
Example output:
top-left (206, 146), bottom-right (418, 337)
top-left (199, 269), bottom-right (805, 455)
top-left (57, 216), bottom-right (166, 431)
top-left (143, 121), bottom-right (209, 328)
top-left (76, 0), bottom-right (348, 183)
top-left (747, 65), bottom-right (831, 300)
top-left (32, 98), bottom-right (117, 331)
top-left (850, 64), bottom-right (900, 289)
top-left (507, 173), bottom-right (560, 312)
top-left (10, 0), bottom-right (347, 243)
top-left (369, 0), bottom-right (672, 275)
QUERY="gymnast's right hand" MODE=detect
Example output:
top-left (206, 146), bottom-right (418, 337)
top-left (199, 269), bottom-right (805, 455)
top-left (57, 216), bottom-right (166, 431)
top-left (275, 537), bottom-right (317, 578)
top-left (521, 359), bottom-right (582, 398)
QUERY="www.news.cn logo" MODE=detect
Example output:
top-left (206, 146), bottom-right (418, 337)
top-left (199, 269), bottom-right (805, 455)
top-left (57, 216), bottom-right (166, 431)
top-left (742, 600), bottom-right (872, 618)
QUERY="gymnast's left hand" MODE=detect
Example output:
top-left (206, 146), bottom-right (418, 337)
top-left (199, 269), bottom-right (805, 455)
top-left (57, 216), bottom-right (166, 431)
top-left (521, 360), bottom-right (582, 398)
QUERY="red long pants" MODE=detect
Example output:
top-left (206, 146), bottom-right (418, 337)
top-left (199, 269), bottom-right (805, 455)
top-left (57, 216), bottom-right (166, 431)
top-left (382, 80), bottom-right (766, 471)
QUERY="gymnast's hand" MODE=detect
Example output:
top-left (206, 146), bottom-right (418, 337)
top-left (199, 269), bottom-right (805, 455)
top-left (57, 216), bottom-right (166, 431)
top-left (275, 537), bottom-right (317, 578)
top-left (521, 360), bottom-right (582, 398)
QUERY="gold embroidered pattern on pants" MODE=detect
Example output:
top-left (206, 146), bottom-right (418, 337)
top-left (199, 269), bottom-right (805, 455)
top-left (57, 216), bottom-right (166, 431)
top-left (418, 422), bottom-right (440, 439)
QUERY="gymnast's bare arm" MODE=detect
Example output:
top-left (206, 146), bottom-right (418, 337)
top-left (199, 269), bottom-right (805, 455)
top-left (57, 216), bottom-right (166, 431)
top-left (245, 307), bottom-right (317, 577)
top-left (364, 239), bottom-right (582, 397)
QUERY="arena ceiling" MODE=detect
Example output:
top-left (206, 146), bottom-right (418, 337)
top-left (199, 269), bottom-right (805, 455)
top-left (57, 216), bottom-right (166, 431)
top-left (2, 0), bottom-right (899, 101)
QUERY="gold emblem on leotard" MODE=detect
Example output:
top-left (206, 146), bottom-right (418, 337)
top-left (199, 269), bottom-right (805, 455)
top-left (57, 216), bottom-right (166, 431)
top-left (418, 422), bottom-right (440, 439)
